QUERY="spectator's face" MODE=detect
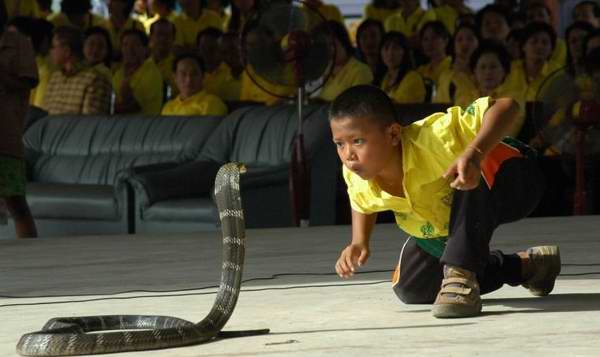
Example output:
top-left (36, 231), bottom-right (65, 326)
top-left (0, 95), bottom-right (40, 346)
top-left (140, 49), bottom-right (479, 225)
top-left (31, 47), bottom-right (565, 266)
top-left (454, 27), bottom-right (478, 60)
top-left (134, 0), bottom-right (147, 13)
top-left (381, 40), bottom-right (405, 69)
top-left (421, 27), bottom-right (447, 60)
top-left (527, 7), bottom-right (551, 24)
top-left (481, 12), bottom-right (510, 42)
top-left (121, 34), bottom-right (147, 63)
top-left (149, 22), bottom-right (174, 53)
top-left (197, 34), bottom-right (221, 68)
top-left (50, 36), bottom-right (70, 67)
top-left (108, 0), bottom-right (128, 19)
top-left (474, 52), bottom-right (506, 92)
top-left (568, 28), bottom-right (590, 64)
top-left (84, 33), bottom-right (109, 66)
top-left (574, 4), bottom-right (599, 27)
top-left (358, 25), bottom-right (383, 57)
top-left (219, 35), bottom-right (242, 70)
top-left (523, 32), bottom-right (552, 63)
top-left (175, 58), bottom-right (203, 99)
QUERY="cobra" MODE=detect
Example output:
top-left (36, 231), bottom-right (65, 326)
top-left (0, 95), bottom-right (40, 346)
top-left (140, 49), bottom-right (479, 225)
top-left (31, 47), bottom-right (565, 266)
top-left (16, 163), bottom-right (269, 356)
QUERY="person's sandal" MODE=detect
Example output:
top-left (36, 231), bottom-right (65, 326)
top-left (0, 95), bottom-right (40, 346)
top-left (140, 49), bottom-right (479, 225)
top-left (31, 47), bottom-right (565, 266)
top-left (522, 246), bottom-right (561, 297)
top-left (432, 265), bottom-right (482, 318)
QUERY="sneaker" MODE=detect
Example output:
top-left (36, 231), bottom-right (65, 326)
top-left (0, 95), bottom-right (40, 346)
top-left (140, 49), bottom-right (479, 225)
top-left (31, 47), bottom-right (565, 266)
top-left (432, 265), bottom-right (482, 318)
top-left (522, 246), bottom-right (561, 297)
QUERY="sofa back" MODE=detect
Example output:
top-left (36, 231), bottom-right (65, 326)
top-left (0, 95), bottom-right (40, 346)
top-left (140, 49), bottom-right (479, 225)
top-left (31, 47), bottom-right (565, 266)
top-left (199, 104), bottom-right (331, 166)
top-left (24, 115), bottom-right (222, 185)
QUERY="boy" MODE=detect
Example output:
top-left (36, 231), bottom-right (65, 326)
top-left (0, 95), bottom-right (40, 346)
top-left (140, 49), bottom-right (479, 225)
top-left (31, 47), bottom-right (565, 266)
top-left (331, 85), bottom-right (561, 318)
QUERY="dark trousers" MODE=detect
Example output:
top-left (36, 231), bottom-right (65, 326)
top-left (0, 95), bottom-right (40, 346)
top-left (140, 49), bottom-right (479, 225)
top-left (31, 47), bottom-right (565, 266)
top-left (393, 157), bottom-right (546, 304)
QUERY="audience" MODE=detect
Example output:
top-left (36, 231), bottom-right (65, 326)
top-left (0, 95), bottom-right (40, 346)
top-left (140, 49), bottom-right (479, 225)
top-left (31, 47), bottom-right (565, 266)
top-left (107, 0), bottom-right (145, 58)
top-left (174, 0), bottom-right (222, 50)
top-left (197, 27), bottom-right (238, 101)
top-left (48, 0), bottom-right (108, 31)
top-left (417, 21), bottom-right (452, 85)
top-left (83, 26), bottom-right (113, 82)
top-left (143, 0), bottom-right (177, 33)
top-left (384, 0), bottom-right (436, 43)
top-left (356, 19), bottom-right (386, 84)
top-left (43, 26), bottom-right (111, 115)
top-left (364, 0), bottom-right (400, 25)
top-left (476, 4), bottom-right (511, 44)
top-left (565, 21), bottom-right (595, 76)
top-left (227, 0), bottom-right (255, 34)
top-left (525, 2), bottom-right (567, 65)
top-left (113, 28), bottom-right (163, 114)
top-left (149, 18), bottom-right (176, 96)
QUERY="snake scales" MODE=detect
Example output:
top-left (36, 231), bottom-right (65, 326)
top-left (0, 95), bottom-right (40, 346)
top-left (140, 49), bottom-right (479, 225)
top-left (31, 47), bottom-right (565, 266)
top-left (16, 163), bottom-right (269, 356)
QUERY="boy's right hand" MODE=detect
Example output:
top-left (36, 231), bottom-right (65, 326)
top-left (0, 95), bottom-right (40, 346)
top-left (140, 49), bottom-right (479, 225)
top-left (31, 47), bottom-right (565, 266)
top-left (335, 243), bottom-right (370, 278)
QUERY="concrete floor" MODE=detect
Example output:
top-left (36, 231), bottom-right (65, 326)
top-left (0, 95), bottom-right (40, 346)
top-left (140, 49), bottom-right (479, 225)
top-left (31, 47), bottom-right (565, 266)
top-left (2, 216), bottom-right (600, 356)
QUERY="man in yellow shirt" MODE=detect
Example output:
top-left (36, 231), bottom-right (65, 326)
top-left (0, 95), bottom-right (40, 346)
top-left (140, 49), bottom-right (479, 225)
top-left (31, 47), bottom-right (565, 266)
top-left (384, 0), bottom-right (436, 40)
top-left (149, 18), bottom-right (176, 97)
top-left (107, 0), bottom-right (146, 56)
top-left (113, 29), bottom-right (164, 114)
top-left (330, 85), bottom-right (560, 318)
top-left (173, 0), bottom-right (223, 50)
top-left (162, 53), bottom-right (228, 116)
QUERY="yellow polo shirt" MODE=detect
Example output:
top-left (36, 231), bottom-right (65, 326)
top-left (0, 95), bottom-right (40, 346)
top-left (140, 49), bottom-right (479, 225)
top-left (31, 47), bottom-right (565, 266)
top-left (113, 58), bottom-right (164, 115)
top-left (48, 12), bottom-right (109, 31)
top-left (344, 96), bottom-right (492, 239)
top-left (162, 90), bottom-right (227, 116)
top-left (318, 57), bottom-right (373, 102)
top-left (107, 18), bottom-right (145, 52)
top-left (5, 0), bottom-right (40, 19)
top-left (30, 55), bottom-right (54, 108)
top-left (417, 56), bottom-right (452, 85)
top-left (240, 66), bottom-right (295, 105)
top-left (384, 7), bottom-right (436, 38)
top-left (173, 10), bottom-right (223, 47)
top-left (381, 70), bottom-right (426, 103)
top-left (204, 62), bottom-right (242, 101)
top-left (364, 4), bottom-right (398, 24)
top-left (434, 67), bottom-right (477, 104)
top-left (502, 59), bottom-right (562, 102)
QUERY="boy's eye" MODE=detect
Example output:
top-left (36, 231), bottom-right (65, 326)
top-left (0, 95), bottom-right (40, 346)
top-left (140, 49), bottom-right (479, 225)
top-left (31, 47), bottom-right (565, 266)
top-left (353, 138), bottom-right (365, 145)
top-left (334, 141), bottom-right (343, 148)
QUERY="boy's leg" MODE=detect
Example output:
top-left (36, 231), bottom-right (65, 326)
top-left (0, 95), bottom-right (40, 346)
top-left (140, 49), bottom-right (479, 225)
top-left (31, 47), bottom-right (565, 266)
top-left (5, 196), bottom-right (38, 238)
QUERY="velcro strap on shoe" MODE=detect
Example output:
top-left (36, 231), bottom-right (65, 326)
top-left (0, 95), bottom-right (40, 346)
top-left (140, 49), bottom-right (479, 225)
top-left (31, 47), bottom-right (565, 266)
top-left (442, 277), bottom-right (475, 287)
top-left (440, 285), bottom-right (472, 295)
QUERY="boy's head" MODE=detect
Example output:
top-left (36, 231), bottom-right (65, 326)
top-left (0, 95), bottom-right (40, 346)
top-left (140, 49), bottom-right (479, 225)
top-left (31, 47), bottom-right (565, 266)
top-left (173, 53), bottom-right (205, 100)
top-left (573, 1), bottom-right (600, 28)
top-left (329, 85), bottom-right (402, 180)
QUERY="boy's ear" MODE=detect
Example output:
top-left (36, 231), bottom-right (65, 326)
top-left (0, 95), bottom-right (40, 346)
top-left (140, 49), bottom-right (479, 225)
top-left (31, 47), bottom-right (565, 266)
top-left (387, 122), bottom-right (402, 146)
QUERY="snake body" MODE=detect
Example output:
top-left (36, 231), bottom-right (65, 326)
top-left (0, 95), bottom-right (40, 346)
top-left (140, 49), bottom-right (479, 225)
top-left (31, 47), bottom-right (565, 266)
top-left (16, 163), bottom-right (268, 356)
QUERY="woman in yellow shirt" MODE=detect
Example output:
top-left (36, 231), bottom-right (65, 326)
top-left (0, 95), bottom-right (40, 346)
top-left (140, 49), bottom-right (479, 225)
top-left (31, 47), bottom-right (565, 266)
top-left (356, 19), bottom-right (385, 84)
top-left (380, 31), bottom-right (426, 103)
top-left (162, 54), bottom-right (228, 116)
top-left (565, 21), bottom-right (595, 77)
top-left (434, 23), bottom-right (479, 104)
top-left (83, 27), bottom-right (114, 83)
top-left (417, 20), bottom-right (452, 87)
top-left (317, 21), bottom-right (374, 102)
top-left (526, 3), bottom-right (567, 67)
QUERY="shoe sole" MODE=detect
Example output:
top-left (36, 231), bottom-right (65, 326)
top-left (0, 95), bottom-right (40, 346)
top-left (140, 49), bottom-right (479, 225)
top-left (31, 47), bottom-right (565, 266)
top-left (431, 301), bottom-right (482, 318)
top-left (525, 245), bottom-right (561, 297)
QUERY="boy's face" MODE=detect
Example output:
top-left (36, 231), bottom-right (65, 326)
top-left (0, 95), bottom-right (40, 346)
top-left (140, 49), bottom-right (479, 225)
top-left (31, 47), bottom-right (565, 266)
top-left (331, 116), bottom-right (402, 181)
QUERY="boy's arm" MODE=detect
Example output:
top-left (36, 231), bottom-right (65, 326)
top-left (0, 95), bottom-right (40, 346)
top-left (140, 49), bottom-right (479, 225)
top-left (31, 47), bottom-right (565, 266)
top-left (443, 97), bottom-right (520, 190)
top-left (336, 209), bottom-right (378, 278)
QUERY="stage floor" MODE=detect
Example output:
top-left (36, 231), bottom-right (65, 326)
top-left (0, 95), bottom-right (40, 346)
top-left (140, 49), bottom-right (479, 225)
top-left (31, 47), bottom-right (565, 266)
top-left (2, 216), bottom-right (600, 356)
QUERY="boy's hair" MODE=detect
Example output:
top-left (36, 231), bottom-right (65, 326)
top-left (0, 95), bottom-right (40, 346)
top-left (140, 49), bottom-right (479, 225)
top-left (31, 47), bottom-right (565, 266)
top-left (173, 52), bottom-right (206, 73)
top-left (329, 85), bottom-right (397, 127)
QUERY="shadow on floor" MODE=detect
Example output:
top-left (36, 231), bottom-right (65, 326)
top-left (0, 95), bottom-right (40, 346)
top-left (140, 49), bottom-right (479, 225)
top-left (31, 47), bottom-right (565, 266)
top-left (483, 293), bottom-right (600, 315)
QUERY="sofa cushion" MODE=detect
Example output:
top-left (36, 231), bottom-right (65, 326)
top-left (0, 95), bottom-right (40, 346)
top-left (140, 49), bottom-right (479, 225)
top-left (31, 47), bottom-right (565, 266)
top-left (27, 183), bottom-right (118, 220)
top-left (143, 198), bottom-right (216, 223)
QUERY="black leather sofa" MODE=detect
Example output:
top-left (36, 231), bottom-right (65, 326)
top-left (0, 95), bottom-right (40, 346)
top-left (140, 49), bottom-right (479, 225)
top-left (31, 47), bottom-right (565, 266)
top-left (0, 114), bottom-right (221, 238)
top-left (126, 104), bottom-right (339, 233)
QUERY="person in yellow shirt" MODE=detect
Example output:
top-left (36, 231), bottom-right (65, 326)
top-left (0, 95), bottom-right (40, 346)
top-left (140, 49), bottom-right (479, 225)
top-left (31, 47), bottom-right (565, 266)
top-left (434, 23), bottom-right (478, 104)
top-left (417, 21), bottom-right (452, 86)
top-left (149, 18), bottom-right (176, 98)
top-left (303, 0), bottom-right (344, 27)
top-left (356, 19), bottom-right (385, 84)
top-left (384, 0), bottom-right (436, 42)
top-left (216, 31), bottom-right (243, 100)
top-left (142, 0), bottom-right (177, 33)
top-left (502, 22), bottom-right (562, 103)
top-left (113, 29), bottom-right (164, 114)
top-left (162, 53), bottom-right (228, 115)
top-left (380, 31), bottom-right (426, 103)
top-left (5, 0), bottom-right (40, 19)
top-left (83, 26), bottom-right (114, 83)
top-left (363, 0), bottom-right (400, 24)
top-left (475, 4), bottom-right (510, 44)
top-left (565, 21), bottom-right (595, 77)
top-left (173, 0), bottom-right (223, 50)
top-left (107, 0), bottom-right (145, 58)
top-left (526, 3), bottom-right (567, 66)
top-left (48, 0), bottom-right (109, 31)
top-left (431, 0), bottom-right (472, 34)
top-left (317, 21), bottom-right (373, 102)
top-left (330, 84), bottom-right (560, 318)
top-left (197, 27), bottom-right (239, 101)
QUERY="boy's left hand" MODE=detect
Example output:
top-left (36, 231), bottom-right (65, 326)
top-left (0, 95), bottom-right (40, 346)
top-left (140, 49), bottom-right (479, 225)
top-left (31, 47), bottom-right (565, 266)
top-left (443, 148), bottom-right (483, 191)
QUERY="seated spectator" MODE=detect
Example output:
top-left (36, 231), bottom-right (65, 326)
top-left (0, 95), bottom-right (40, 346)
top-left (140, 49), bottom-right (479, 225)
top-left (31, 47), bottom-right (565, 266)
top-left (7, 16), bottom-right (54, 108)
top-left (161, 53), bottom-right (227, 116)
top-left (107, 0), bottom-right (145, 58)
top-left (83, 26), bottom-right (113, 82)
top-left (142, 0), bottom-right (177, 33)
top-left (476, 4), bottom-right (511, 44)
top-left (572, 0), bottom-right (599, 28)
top-left (48, 0), bottom-right (109, 31)
top-left (363, 0), bottom-right (400, 25)
top-left (502, 22), bottom-right (561, 102)
top-left (5, 0), bottom-right (41, 19)
top-left (385, 0), bottom-right (436, 43)
top-left (356, 19), bottom-right (386, 84)
top-left (214, 31), bottom-right (243, 101)
top-left (434, 23), bottom-right (479, 103)
top-left (584, 28), bottom-right (600, 54)
top-left (379, 31), bottom-right (426, 103)
top-left (526, 3), bottom-right (566, 66)
top-left (302, 0), bottom-right (344, 29)
top-left (198, 27), bottom-right (237, 101)
top-left (173, 0), bottom-right (222, 50)
top-left (43, 26), bottom-right (112, 114)
top-left (565, 21), bottom-right (595, 76)
top-left (506, 28), bottom-right (524, 59)
top-left (417, 21), bottom-right (452, 86)
top-left (431, 0), bottom-right (473, 34)
top-left (113, 29), bottom-right (163, 114)
top-left (149, 18), bottom-right (176, 97)
top-left (317, 21), bottom-right (373, 102)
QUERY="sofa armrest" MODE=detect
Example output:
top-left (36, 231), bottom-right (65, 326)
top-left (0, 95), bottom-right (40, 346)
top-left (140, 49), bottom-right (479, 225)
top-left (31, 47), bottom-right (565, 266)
top-left (125, 160), bottom-right (221, 206)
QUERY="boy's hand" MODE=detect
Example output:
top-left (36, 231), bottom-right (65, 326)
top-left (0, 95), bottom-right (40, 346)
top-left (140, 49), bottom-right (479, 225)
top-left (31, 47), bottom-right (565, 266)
top-left (443, 147), bottom-right (483, 191)
top-left (335, 243), bottom-right (369, 278)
